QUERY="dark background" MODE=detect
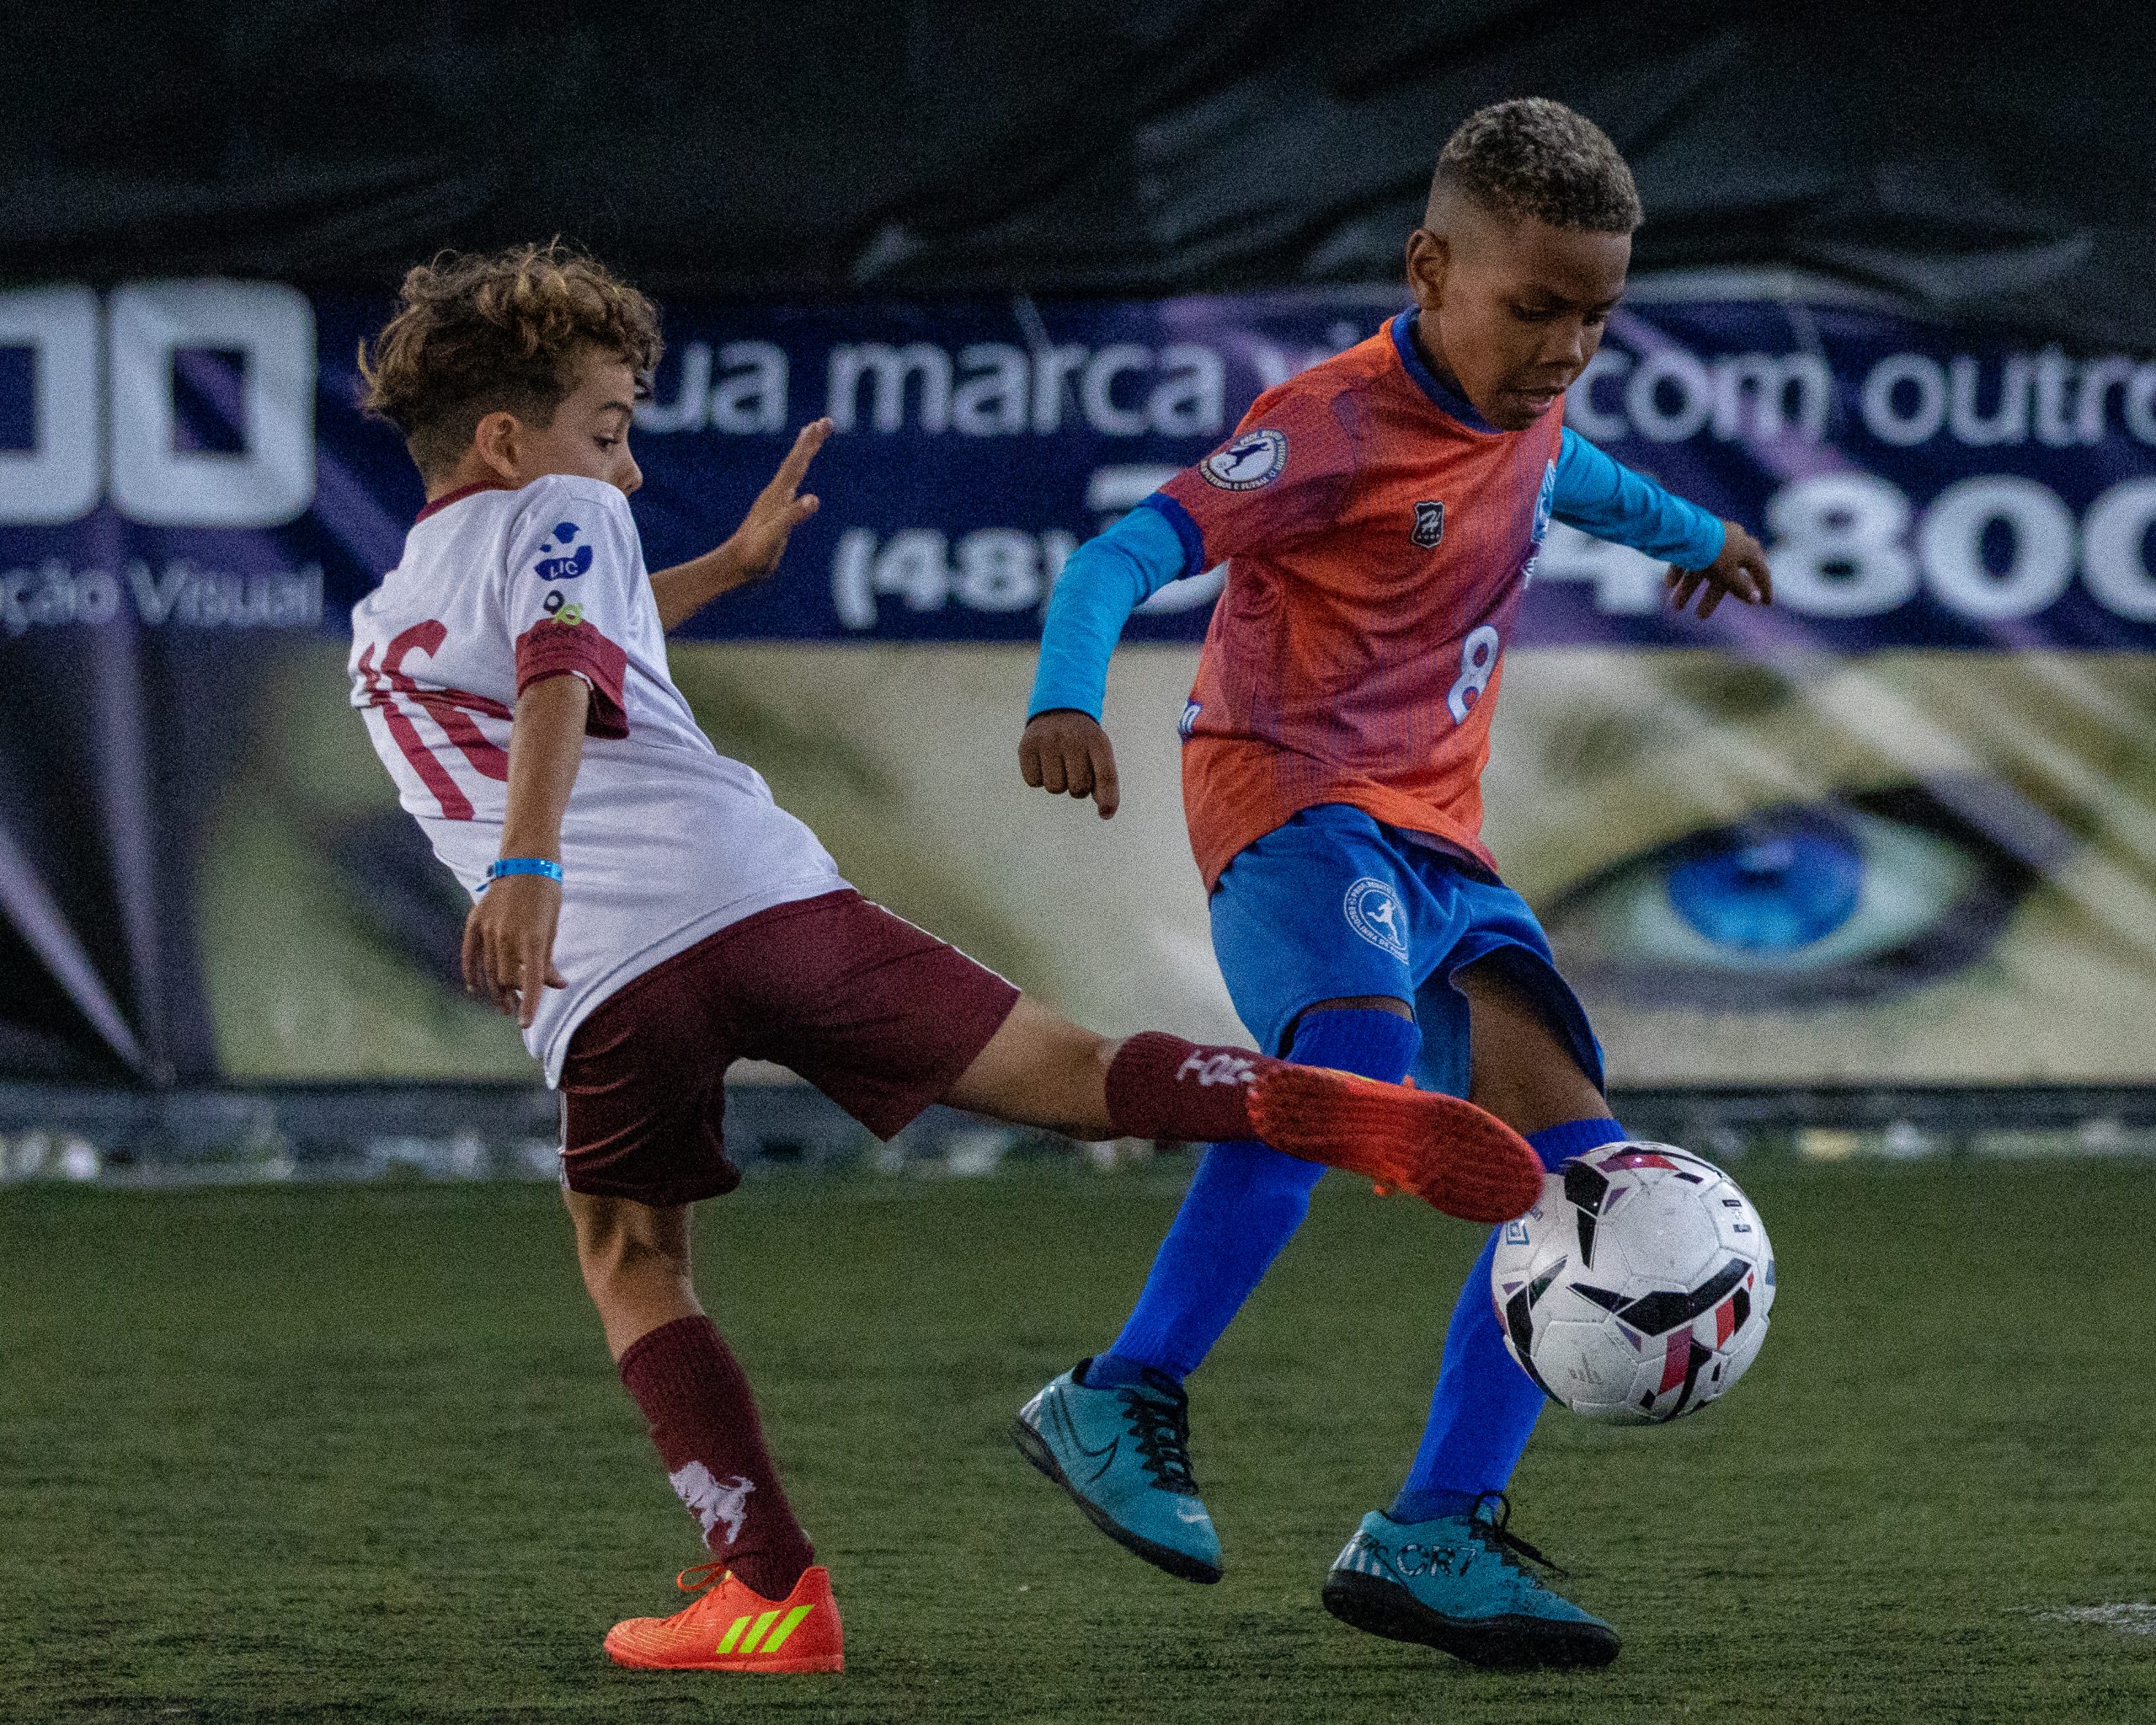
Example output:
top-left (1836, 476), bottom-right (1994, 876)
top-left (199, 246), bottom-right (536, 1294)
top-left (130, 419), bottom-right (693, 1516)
top-left (6, 0), bottom-right (2153, 346)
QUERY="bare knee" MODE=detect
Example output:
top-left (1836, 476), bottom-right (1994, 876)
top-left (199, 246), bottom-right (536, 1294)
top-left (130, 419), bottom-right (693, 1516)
top-left (567, 1191), bottom-right (692, 1303)
top-left (1455, 957), bottom-right (1606, 1135)
top-left (944, 995), bottom-right (1118, 1139)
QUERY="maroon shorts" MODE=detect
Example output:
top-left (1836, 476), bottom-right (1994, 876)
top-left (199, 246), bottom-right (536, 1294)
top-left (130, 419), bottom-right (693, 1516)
top-left (558, 889), bottom-right (1020, 1206)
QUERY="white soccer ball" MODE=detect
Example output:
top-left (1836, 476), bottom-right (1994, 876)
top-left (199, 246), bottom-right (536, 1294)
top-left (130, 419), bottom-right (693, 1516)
top-left (1490, 1141), bottom-right (1774, 1424)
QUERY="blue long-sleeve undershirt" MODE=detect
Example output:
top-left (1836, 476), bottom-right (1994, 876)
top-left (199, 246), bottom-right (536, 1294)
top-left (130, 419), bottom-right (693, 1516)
top-left (1026, 430), bottom-right (1725, 722)
top-left (1550, 427), bottom-right (1725, 569)
top-left (1027, 497), bottom-right (1193, 721)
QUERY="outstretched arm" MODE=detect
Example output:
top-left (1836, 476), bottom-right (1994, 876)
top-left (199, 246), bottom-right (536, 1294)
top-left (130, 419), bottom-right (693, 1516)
top-left (1552, 428), bottom-right (1771, 619)
top-left (1019, 499), bottom-right (1193, 819)
top-left (647, 419), bottom-right (831, 631)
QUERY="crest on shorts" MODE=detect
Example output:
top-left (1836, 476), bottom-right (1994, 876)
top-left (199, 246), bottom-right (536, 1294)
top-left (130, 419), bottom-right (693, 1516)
top-left (1344, 877), bottom-right (1410, 961)
top-left (1201, 429), bottom-right (1289, 491)
top-left (1411, 499), bottom-right (1446, 548)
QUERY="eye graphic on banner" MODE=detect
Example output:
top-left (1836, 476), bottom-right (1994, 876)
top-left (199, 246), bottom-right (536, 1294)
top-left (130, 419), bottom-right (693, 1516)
top-left (1543, 782), bottom-right (2050, 1008)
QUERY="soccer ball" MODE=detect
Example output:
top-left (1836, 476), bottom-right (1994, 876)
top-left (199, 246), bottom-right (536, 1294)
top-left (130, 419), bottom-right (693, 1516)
top-left (1490, 1141), bottom-right (1774, 1424)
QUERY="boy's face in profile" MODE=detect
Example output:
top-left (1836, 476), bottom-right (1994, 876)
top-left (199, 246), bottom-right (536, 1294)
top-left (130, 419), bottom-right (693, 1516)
top-left (1406, 200), bottom-right (1630, 431)
top-left (478, 348), bottom-right (643, 495)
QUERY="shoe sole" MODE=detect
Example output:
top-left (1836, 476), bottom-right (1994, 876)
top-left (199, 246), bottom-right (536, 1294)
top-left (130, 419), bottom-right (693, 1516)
top-left (1010, 1415), bottom-right (1223, 1584)
top-left (604, 1645), bottom-right (844, 1674)
top-left (1322, 1569), bottom-right (1620, 1669)
top-left (1247, 1065), bottom-right (1542, 1224)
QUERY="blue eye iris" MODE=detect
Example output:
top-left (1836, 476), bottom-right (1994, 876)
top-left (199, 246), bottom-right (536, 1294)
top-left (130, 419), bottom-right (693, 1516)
top-left (1665, 820), bottom-right (1863, 952)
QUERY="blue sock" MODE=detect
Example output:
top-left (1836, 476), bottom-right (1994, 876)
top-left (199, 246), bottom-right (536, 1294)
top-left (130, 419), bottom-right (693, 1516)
top-left (1522, 1115), bottom-right (1629, 1168)
top-left (1389, 1115), bottom-right (1625, 1523)
top-left (1095, 1007), bottom-right (1422, 1387)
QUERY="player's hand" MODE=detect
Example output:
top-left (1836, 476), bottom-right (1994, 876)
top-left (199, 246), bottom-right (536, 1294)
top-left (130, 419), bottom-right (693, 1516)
top-left (1666, 521), bottom-right (1772, 620)
top-left (462, 873), bottom-right (567, 1028)
top-left (718, 418), bottom-right (831, 592)
top-left (1020, 709), bottom-right (1121, 820)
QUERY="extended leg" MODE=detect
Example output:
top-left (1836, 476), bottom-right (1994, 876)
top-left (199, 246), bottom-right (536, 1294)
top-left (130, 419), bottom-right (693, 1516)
top-left (941, 994), bottom-right (1532, 1224)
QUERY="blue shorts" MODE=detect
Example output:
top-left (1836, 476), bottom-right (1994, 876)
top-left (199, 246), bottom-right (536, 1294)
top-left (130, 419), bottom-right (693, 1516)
top-left (1208, 804), bottom-right (1604, 1098)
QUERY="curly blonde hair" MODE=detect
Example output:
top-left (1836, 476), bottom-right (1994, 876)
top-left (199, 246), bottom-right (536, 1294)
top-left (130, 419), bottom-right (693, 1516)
top-left (359, 242), bottom-right (663, 478)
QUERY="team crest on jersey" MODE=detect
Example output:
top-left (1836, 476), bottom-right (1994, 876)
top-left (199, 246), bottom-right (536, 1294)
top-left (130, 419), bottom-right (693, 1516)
top-left (1411, 500), bottom-right (1446, 547)
top-left (1343, 877), bottom-right (1410, 961)
top-left (1201, 429), bottom-right (1288, 491)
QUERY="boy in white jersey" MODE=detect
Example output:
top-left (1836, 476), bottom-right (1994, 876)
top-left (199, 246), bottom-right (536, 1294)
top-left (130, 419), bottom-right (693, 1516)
top-left (347, 243), bottom-right (1546, 1674)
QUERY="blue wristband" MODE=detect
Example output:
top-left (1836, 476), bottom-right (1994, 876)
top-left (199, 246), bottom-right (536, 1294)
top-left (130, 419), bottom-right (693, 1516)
top-left (483, 857), bottom-right (563, 889)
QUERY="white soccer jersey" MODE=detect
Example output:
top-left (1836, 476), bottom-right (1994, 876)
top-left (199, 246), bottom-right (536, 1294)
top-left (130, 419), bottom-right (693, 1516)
top-left (349, 473), bottom-right (845, 1081)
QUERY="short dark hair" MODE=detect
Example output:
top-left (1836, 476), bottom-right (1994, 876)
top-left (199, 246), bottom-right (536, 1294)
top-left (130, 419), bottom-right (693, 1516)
top-left (1433, 99), bottom-right (1641, 234)
top-left (360, 241), bottom-right (662, 478)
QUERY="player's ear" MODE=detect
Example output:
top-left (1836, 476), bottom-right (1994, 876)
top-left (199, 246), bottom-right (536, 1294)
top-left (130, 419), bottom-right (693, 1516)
top-left (1405, 227), bottom-right (1449, 309)
top-left (472, 409), bottom-right (523, 484)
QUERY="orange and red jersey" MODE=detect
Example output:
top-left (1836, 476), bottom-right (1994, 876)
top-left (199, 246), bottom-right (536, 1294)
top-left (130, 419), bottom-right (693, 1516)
top-left (1154, 312), bottom-right (1562, 890)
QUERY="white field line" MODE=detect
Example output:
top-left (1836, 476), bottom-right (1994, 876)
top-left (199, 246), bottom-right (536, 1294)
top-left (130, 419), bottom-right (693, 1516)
top-left (2031, 1604), bottom-right (2156, 1637)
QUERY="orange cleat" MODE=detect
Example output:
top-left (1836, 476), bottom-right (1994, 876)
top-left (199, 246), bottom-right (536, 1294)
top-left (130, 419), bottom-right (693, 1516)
top-left (1248, 1065), bottom-right (1541, 1224)
top-left (604, 1561), bottom-right (843, 1673)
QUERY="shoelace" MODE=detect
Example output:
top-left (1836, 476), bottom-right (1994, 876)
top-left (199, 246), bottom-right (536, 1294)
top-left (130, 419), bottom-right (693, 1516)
top-left (1467, 1490), bottom-right (1570, 1578)
top-left (1118, 1374), bottom-right (1200, 1493)
top-left (675, 1560), bottom-right (733, 1595)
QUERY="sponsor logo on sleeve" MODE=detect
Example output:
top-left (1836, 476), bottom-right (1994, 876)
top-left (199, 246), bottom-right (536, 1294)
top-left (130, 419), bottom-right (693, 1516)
top-left (1179, 698), bottom-right (1203, 740)
top-left (533, 541), bottom-right (593, 581)
top-left (1200, 428), bottom-right (1289, 491)
top-left (1412, 499), bottom-right (1446, 547)
top-left (542, 591), bottom-right (584, 624)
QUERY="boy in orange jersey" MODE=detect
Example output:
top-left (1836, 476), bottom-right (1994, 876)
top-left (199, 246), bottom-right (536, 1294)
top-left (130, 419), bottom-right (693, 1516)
top-left (1012, 99), bottom-right (1771, 1669)
top-left (346, 243), bottom-right (1543, 1676)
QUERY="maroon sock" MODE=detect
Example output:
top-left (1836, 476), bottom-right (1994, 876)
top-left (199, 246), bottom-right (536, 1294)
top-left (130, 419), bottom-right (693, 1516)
top-left (1106, 1031), bottom-right (1287, 1142)
top-left (616, 1314), bottom-right (815, 1600)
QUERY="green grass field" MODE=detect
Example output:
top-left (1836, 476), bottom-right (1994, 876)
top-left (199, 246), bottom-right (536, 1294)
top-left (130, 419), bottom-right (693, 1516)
top-left (5, 1159), bottom-right (2155, 1723)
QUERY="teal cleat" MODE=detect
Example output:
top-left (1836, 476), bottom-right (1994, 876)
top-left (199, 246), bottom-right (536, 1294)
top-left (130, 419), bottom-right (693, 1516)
top-left (1011, 1361), bottom-right (1223, 1583)
top-left (1322, 1494), bottom-right (1620, 1669)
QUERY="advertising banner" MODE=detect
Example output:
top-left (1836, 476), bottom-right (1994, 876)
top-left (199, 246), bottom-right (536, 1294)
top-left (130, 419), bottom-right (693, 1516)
top-left (3, 282), bottom-right (2152, 1086)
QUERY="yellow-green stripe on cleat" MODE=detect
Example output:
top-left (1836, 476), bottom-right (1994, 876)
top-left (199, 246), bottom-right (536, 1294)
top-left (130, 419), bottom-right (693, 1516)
top-left (760, 1604), bottom-right (817, 1653)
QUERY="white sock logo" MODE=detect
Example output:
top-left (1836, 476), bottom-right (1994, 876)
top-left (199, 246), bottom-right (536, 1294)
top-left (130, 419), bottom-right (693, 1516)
top-left (670, 1461), bottom-right (757, 1545)
top-left (1177, 1049), bottom-right (1257, 1088)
